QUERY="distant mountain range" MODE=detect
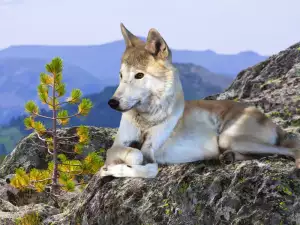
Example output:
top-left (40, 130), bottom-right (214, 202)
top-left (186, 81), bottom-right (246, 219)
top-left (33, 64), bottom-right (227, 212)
top-left (0, 40), bottom-right (268, 83)
top-left (0, 58), bottom-right (102, 124)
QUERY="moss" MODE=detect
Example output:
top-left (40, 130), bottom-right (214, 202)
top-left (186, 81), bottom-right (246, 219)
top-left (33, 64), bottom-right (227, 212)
top-left (292, 96), bottom-right (300, 102)
top-left (283, 107), bottom-right (292, 118)
top-left (165, 209), bottom-right (171, 215)
top-left (269, 111), bottom-right (281, 117)
top-left (239, 177), bottom-right (246, 183)
top-left (279, 201), bottom-right (288, 211)
top-left (291, 119), bottom-right (300, 127)
top-left (233, 97), bottom-right (239, 102)
top-left (260, 78), bottom-right (281, 89)
top-left (276, 184), bottom-right (292, 196)
top-left (274, 175), bottom-right (300, 197)
top-left (178, 182), bottom-right (189, 194)
top-left (162, 199), bottom-right (171, 216)
top-left (195, 203), bottom-right (202, 216)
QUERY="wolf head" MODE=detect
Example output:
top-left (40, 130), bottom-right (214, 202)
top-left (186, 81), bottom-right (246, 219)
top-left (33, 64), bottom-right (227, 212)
top-left (108, 23), bottom-right (175, 113)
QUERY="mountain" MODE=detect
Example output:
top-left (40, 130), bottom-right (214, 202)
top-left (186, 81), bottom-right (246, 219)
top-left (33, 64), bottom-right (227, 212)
top-left (0, 57), bottom-right (103, 124)
top-left (0, 40), bottom-right (267, 85)
top-left (0, 144), bottom-right (6, 156)
top-left (1, 62), bottom-right (233, 154)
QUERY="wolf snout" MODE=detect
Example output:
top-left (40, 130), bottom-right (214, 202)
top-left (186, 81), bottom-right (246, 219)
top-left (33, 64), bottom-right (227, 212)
top-left (108, 98), bottom-right (120, 109)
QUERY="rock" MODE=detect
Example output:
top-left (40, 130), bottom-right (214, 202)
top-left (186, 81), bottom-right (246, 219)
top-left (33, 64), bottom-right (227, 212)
top-left (0, 198), bottom-right (18, 213)
top-left (0, 177), bottom-right (75, 224)
top-left (45, 158), bottom-right (300, 225)
top-left (0, 179), bottom-right (18, 205)
top-left (0, 126), bottom-right (117, 178)
top-left (0, 203), bottom-right (60, 225)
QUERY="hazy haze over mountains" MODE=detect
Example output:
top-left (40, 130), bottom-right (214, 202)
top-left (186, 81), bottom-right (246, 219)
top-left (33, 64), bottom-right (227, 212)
top-left (0, 39), bottom-right (267, 80)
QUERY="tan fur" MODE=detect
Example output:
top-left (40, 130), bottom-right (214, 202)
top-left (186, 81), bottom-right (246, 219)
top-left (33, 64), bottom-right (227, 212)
top-left (99, 24), bottom-right (300, 178)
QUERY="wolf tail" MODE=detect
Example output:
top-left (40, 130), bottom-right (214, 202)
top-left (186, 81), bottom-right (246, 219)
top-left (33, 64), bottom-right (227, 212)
top-left (276, 126), bottom-right (300, 168)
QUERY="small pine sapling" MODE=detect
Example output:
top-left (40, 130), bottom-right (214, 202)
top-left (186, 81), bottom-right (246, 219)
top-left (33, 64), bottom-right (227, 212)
top-left (10, 57), bottom-right (103, 193)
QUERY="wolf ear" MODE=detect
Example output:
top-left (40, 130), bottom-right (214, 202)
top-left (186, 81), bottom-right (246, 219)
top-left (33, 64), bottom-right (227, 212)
top-left (120, 23), bottom-right (144, 48)
top-left (145, 28), bottom-right (171, 61)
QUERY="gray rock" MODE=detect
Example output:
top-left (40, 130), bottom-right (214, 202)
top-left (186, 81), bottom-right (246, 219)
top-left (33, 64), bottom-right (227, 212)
top-left (0, 179), bottom-right (18, 205)
top-left (0, 126), bottom-right (117, 178)
top-left (0, 198), bottom-right (18, 212)
top-left (0, 203), bottom-right (60, 225)
top-left (45, 158), bottom-right (300, 225)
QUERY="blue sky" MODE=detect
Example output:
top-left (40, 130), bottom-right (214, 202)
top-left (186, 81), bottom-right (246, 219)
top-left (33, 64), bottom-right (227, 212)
top-left (0, 0), bottom-right (299, 55)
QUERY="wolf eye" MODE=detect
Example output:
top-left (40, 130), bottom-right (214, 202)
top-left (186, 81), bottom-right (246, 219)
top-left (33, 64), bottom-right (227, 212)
top-left (119, 72), bottom-right (122, 79)
top-left (135, 73), bottom-right (144, 79)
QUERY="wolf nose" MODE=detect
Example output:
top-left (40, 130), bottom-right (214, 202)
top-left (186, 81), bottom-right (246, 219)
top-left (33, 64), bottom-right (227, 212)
top-left (108, 99), bottom-right (120, 109)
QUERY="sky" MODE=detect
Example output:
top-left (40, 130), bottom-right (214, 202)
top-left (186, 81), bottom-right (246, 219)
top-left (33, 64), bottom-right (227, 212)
top-left (0, 0), bottom-right (299, 55)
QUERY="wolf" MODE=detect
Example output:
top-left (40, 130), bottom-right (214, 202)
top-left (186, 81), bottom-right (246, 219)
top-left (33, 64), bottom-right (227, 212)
top-left (99, 23), bottom-right (300, 178)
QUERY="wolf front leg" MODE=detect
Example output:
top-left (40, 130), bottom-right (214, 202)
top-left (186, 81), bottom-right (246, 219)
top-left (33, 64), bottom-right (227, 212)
top-left (100, 114), bottom-right (143, 171)
top-left (112, 113), bottom-right (142, 149)
top-left (105, 146), bottom-right (144, 165)
top-left (99, 163), bottom-right (159, 178)
top-left (141, 113), bottom-right (181, 163)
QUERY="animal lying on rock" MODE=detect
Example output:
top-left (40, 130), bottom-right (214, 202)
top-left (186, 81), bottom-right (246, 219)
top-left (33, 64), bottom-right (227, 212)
top-left (99, 23), bottom-right (300, 178)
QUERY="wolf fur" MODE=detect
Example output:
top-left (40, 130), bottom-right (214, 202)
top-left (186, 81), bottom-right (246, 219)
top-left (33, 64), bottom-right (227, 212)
top-left (99, 23), bottom-right (300, 178)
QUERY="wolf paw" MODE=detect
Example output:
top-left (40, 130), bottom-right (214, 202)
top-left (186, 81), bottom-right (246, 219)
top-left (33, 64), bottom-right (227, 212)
top-left (99, 165), bottom-right (109, 177)
top-left (144, 163), bottom-right (159, 178)
top-left (123, 148), bottom-right (143, 165)
top-left (219, 151), bottom-right (235, 165)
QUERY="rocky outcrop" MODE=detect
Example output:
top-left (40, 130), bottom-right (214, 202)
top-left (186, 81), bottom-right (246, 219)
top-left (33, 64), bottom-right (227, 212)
top-left (0, 202), bottom-right (60, 225)
top-left (0, 178), bottom-right (62, 224)
top-left (46, 157), bottom-right (300, 225)
top-left (0, 126), bottom-right (117, 178)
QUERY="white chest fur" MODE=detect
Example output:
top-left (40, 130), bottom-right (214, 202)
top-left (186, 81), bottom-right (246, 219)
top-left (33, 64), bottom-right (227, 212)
top-left (154, 109), bottom-right (220, 164)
